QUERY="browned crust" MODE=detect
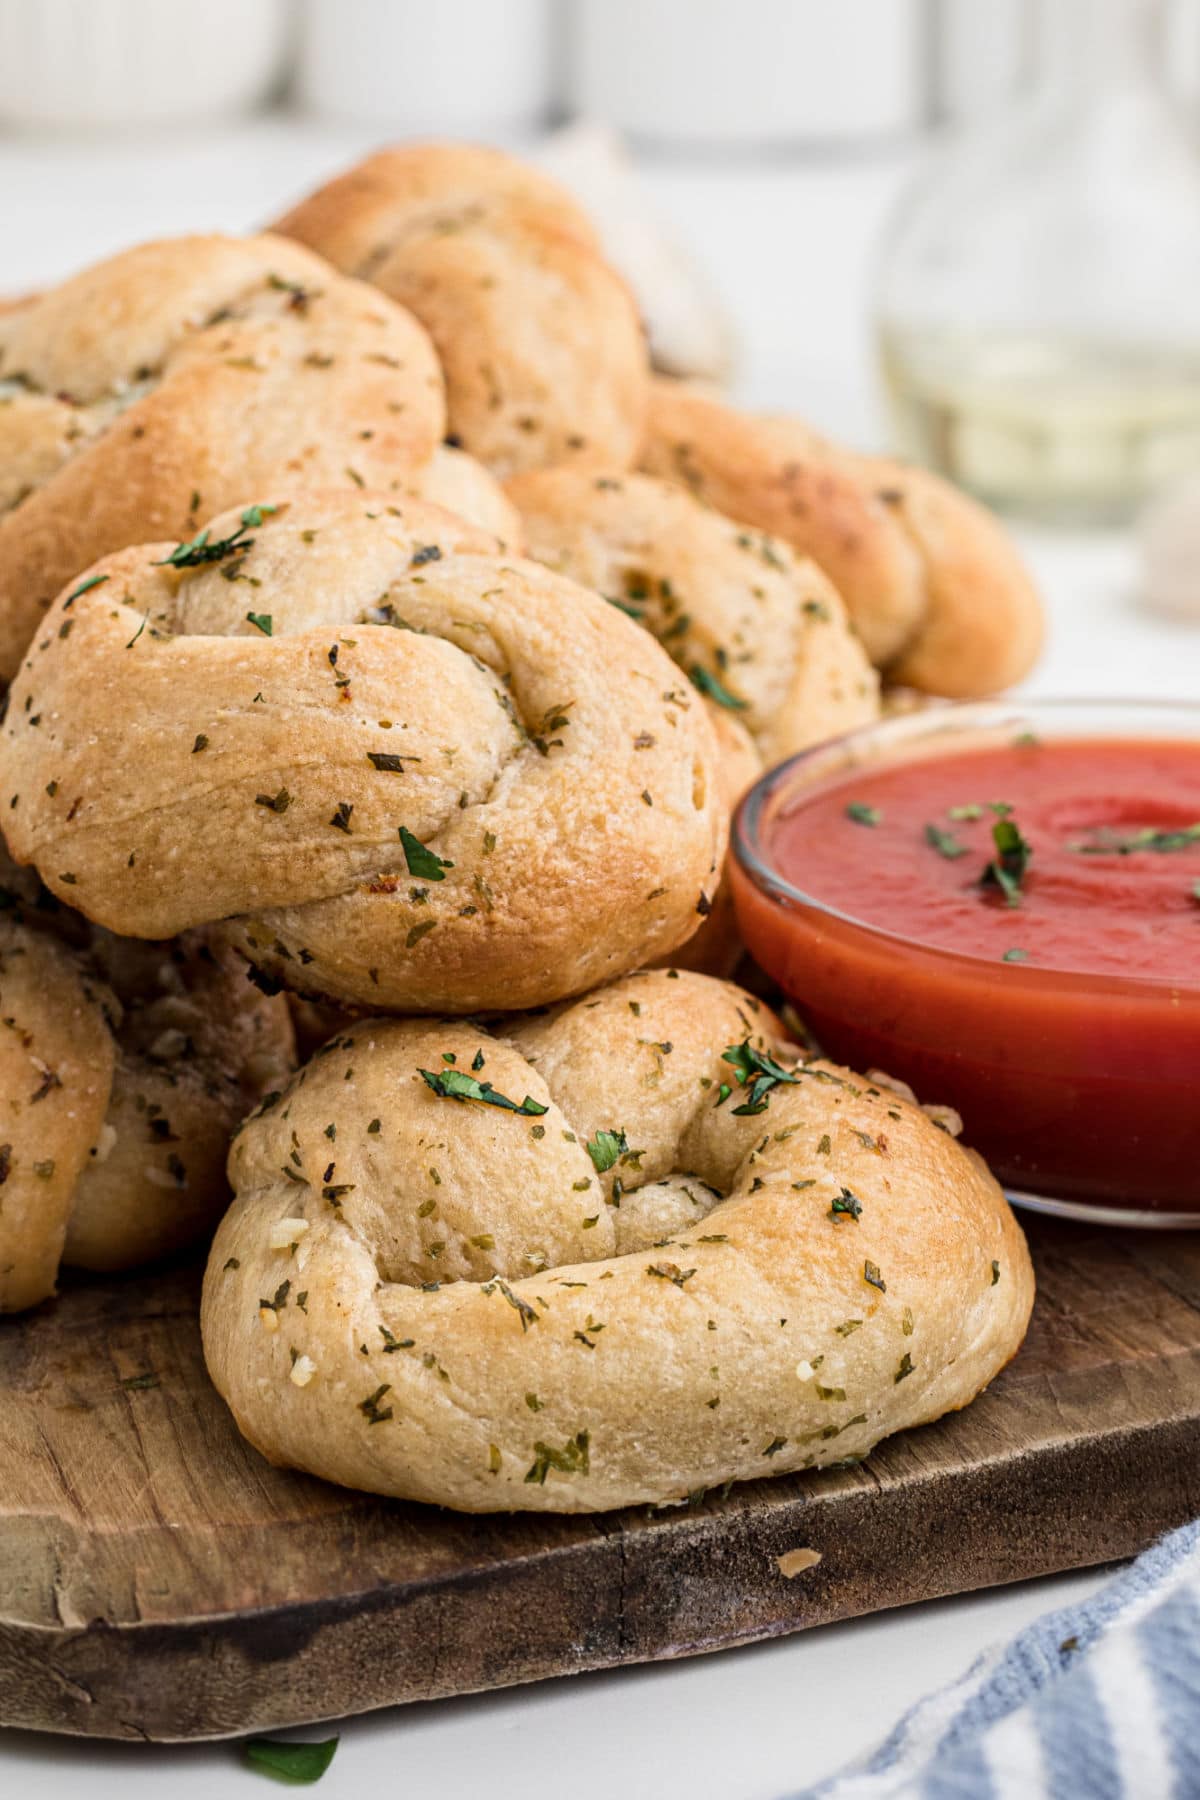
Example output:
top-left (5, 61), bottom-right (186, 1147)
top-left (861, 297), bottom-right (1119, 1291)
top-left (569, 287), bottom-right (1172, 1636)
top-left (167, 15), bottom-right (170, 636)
top-left (0, 233), bottom-right (446, 680)
top-left (274, 144), bottom-right (650, 477)
top-left (640, 379), bottom-right (1043, 696)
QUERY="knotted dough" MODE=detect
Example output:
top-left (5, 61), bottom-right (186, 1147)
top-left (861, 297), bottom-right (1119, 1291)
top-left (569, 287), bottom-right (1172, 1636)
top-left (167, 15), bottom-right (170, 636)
top-left (274, 142), bottom-right (650, 478)
top-left (202, 969), bottom-right (1033, 1513)
top-left (509, 468), bottom-right (880, 974)
top-left (640, 378), bottom-right (1043, 697)
top-left (0, 491), bottom-right (725, 1011)
top-left (509, 467), bottom-right (880, 765)
top-left (0, 232), bottom-right (445, 679)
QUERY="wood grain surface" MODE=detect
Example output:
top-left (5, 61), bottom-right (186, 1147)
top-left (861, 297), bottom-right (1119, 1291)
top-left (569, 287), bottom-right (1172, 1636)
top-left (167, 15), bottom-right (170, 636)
top-left (1, 1217), bottom-right (1197, 1742)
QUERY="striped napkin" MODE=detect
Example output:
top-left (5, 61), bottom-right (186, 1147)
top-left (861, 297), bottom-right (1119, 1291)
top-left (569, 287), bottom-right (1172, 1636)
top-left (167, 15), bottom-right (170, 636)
top-left (791, 1520), bottom-right (1200, 1800)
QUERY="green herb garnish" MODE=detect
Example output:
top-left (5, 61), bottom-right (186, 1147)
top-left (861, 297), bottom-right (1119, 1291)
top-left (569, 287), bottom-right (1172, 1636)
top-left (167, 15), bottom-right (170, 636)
top-left (525, 1430), bottom-right (590, 1484)
top-left (586, 1128), bottom-right (629, 1173)
top-left (1074, 822), bottom-right (1200, 856)
top-left (717, 1039), bottom-right (799, 1116)
top-left (830, 1188), bottom-right (863, 1222)
top-left (245, 611), bottom-right (273, 636)
top-left (846, 802), bottom-right (881, 827)
top-left (63, 573), bottom-right (109, 608)
top-left (399, 825), bottom-right (453, 881)
top-left (419, 1067), bottom-right (547, 1117)
top-left (980, 816), bottom-right (1032, 906)
top-left (1002, 947), bottom-right (1030, 963)
top-left (924, 823), bottom-right (968, 860)
top-left (358, 1383), bottom-right (393, 1424)
top-left (243, 1736), bottom-right (339, 1784)
top-left (689, 664), bottom-right (748, 711)
top-left (156, 504), bottom-right (276, 570)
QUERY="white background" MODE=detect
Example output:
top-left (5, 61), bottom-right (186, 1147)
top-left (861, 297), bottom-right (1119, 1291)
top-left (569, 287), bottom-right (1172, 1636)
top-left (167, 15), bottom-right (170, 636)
top-left (0, 117), bottom-right (1192, 1797)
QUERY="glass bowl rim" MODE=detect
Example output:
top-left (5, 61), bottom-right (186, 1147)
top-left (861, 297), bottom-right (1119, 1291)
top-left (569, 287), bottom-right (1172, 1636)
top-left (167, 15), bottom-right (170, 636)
top-left (731, 695), bottom-right (1200, 994)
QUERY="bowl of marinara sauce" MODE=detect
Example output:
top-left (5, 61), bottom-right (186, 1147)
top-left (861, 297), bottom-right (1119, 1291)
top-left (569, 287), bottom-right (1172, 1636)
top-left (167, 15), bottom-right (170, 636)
top-left (730, 700), bottom-right (1200, 1227)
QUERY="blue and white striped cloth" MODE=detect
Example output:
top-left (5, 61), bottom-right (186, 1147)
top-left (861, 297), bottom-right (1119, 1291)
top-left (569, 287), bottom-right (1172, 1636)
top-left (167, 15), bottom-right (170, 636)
top-left (792, 1521), bottom-right (1200, 1800)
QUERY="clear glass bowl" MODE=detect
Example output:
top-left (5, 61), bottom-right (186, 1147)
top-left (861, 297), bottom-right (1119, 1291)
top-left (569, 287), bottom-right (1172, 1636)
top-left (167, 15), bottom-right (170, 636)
top-left (730, 699), bottom-right (1200, 1228)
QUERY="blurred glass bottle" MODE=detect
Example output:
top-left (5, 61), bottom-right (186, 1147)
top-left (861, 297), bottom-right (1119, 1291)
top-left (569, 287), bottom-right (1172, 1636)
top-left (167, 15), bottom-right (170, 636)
top-left (878, 0), bottom-right (1200, 523)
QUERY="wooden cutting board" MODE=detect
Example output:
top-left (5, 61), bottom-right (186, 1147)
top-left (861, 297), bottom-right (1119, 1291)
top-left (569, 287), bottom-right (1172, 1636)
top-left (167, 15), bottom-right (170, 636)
top-left (1, 1215), bottom-right (1197, 1743)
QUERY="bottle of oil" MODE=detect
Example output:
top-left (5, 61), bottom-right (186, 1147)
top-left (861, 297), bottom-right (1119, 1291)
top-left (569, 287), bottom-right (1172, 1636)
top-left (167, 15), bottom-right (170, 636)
top-left (877, 0), bottom-right (1200, 524)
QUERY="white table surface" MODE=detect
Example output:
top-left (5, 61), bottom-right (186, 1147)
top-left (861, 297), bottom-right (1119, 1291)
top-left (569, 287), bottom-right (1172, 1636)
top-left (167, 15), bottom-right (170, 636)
top-left (0, 115), bottom-right (1193, 1798)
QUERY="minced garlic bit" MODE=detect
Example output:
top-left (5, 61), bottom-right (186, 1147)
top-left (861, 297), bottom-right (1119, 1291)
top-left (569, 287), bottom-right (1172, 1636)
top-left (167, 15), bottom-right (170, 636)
top-left (149, 1027), bottom-right (189, 1060)
top-left (91, 1121), bottom-right (118, 1163)
top-left (795, 1359), bottom-right (816, 1382)
top-left (259, 1306), bottom-right (280, 1332)
top-left (866, 1068), bottom-right (917, 1105)
top-left (777, 1547), bottom-right (822, 1578)
top-left (290, 1354), bottom-right (317, 1388)
top-left (269, 1217), bottom-right (311, 1251)
top-left (922, 1103), bottom-right (964, 1138)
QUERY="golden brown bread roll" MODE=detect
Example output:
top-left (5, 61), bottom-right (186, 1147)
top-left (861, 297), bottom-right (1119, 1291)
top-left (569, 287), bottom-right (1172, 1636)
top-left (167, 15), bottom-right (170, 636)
top-left (201, 968), bottom-right (1034, 1513)
top-left (0, 233), bottom-right (446, 681)
top-left (0, 854), bottom-right (294, 1313)
top-left (508, 469), bottom-right (879, 973)
top-left (0, 491), bottom-right (725, 1012)
top-left (508, 467), bottom-right (879, 765)
top-left (640, 378), bottom-right (1043, 697)
top-left (273, 142), bottom-right (650, 478)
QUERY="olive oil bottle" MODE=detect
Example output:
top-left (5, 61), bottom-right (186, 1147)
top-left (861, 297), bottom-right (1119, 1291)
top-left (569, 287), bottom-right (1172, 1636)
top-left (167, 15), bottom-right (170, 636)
top-left (876, 0), bottom-right (1200, 524)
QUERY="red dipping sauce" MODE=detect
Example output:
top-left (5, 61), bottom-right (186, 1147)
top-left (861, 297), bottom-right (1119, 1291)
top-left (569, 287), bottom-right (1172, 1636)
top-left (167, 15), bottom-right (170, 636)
top-left (731, 702), bottom-right (1200, 1225)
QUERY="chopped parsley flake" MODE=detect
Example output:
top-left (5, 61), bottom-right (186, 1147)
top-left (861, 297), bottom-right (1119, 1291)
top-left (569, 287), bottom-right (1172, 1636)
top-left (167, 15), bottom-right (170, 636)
top-left (63, 573), bottom-right (109, 607)
top-left (399, 825), bottom-right (453, 881)
top-left (419, 1067), bottom-right (548, 1117)
top-left (1074, 822), bottom-right (1200, 856)
top-left (156, 504), bottom-right (276, 570)
top-left (525, 1430), bottom-right (589, 1484)
top-left (717, 1038), bottom-right (799, 1116)
top-left (586, 1128), bottom-right (629, 1173)
top-left (980, 816), bottom-right (1032, 907)
top-left (358, 1383), bottom-right (393, 1425)
top-left (689, 664), bottom-right (748, 710)
top-left (244, 1738), bottom-right (339, 1783)
top-left (924, 822), bottom-right (968, 860)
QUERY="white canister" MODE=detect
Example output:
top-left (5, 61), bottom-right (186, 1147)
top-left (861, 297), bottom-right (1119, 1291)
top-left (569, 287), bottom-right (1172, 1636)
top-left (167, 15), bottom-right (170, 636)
top-left (567, 0), bottom-right (929, 151)
top-left (0, 0), bottom-right (289, 129)
top-left (295, 0), bottom-right (555, 135)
